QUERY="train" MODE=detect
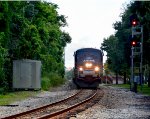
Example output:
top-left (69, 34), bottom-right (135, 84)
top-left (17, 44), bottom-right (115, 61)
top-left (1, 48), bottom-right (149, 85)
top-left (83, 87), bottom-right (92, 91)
top-left (73, 48), bottom-right (103, 88)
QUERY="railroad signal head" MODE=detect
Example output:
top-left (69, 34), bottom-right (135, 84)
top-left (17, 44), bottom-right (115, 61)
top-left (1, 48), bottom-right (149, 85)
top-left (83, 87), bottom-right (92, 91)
top-left (132, 19), bottom-right (138, 26)
top-left (130, 14), bottom-right (139, 27)
top-left (130, 35), bottom-right (141, 47)
top-left (131, 41), bottom-right (137, 47)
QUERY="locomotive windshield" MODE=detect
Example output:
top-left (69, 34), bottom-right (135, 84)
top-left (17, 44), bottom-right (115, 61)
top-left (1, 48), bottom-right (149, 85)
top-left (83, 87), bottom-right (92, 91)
top-left (75, 48), bottom-right (102, 66)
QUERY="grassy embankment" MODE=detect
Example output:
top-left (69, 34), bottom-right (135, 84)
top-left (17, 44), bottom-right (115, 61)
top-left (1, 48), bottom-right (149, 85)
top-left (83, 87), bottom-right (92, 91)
top-left (0, 91), bottom-right (40, 105)
top-left (112, 84), bottom-right (150, 96)
top-left (0, 73), bottom-right (65, 105)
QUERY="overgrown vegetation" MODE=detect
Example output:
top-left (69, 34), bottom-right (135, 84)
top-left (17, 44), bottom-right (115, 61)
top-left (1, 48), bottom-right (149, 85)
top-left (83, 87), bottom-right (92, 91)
top-left (42, 73), bottom-right (65, 90)
top-left (0, 1), bottom-right (71, 92)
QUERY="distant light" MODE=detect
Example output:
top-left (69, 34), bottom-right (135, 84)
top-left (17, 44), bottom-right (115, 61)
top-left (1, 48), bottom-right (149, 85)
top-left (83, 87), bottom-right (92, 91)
top-left (79, 67), bottom-right (83, 71)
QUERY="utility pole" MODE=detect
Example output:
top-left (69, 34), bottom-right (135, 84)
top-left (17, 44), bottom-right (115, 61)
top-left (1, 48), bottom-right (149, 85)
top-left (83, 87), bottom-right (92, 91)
top-left (130, 47), bottom-right (134, 91)
top-left (140, 26), bottom-right (143, 91)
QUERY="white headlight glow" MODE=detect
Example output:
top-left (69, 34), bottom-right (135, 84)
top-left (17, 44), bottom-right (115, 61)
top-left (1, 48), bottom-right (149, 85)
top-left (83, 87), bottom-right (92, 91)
top-left (95, 67), bottom-right (99, 71)
top-left (79, 67), bottom-right (83, 71)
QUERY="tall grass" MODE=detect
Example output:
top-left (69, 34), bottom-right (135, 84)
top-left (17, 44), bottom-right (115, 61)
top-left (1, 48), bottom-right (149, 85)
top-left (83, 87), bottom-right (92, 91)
top-left (41, 72), bottom-right (65, 90)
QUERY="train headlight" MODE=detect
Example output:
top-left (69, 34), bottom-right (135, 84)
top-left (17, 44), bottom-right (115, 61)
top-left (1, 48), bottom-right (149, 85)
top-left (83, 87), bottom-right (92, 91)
top-left (85, 63), bottom-right (92, 68)
top-left (79, 67), bottom-right (83, 71)
top-left (95, 67), bottom-right (99, 71)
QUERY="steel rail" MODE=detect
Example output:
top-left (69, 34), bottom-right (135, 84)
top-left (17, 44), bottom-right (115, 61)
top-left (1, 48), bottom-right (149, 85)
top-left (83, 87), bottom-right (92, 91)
top-left (1, 90), bottom-right (82, 119)
top-left (37, 89), bottom-right (98, 119)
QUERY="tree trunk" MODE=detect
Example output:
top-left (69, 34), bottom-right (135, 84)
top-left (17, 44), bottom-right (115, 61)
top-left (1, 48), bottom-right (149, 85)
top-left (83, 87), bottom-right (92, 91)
top-left (124, 72), bottom-right (126, 84)
top-left (116, 71), bottom-right (118, 84)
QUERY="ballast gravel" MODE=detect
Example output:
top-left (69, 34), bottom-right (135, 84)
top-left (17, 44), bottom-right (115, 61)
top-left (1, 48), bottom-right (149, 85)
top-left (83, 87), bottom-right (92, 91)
top-left (0, 82), bottom-right (150, 119)
top-left (77, 86), bottom-right (150, 119)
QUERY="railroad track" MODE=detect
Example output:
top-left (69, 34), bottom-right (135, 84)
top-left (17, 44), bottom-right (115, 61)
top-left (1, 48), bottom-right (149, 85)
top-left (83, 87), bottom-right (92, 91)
top-left (2, 89), bottom-right (104, 119)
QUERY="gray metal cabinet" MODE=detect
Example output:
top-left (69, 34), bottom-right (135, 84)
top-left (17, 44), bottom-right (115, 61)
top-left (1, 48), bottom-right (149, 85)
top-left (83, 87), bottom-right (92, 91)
top-left (13, 60), bottom-right (41, 89)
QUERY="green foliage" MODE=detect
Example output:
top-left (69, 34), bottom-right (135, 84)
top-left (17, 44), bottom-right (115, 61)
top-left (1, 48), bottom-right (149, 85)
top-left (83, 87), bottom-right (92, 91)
top-left (139, 84), bottom-right (150, 96)
top-left (41, 73), bottom-right (65, 90)
top-left (0, 1), bottom-right (72, 91)
top-left (40, 54), bottom-right (57, 73)
top-left (48, 73), bottom-right (65, 86)
top-left (101, 35), bottom-right (123, 73)
top-left (41, 77), bottom-right (52, 91)
top-left (0, 32), bottom-right (8, 89)
top-left (0, 46), bottom-right (7, 86)
top-left (0, 88), bottom-right (5, 95)
top-left (19, 24), bottom-right (41, 59)
top-left (101, 1), bottom-right (150, 86)
top-left (60, 32), bottom-right (72, 47)
top-left (103, 63), bottom-right (110, 75)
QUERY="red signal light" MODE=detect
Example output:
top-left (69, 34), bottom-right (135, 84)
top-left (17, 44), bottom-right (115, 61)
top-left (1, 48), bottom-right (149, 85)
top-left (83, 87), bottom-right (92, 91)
top-left (131, 41), bottom-right (137, 46)
top-left (130, 14), bottom-right (139, 27)
top-left (132, 19), bottom-right (137, 26)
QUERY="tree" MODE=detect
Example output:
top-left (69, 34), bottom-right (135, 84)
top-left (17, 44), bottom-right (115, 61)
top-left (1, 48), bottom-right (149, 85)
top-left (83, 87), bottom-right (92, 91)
top-left (101, 35), bottom-right (123, 84)
top-left (119, 1), bottom-right (150, 86)
top-left (0, 1), bottom-right (72, 90)
top-left (101, 1), bottom-right (150, 87)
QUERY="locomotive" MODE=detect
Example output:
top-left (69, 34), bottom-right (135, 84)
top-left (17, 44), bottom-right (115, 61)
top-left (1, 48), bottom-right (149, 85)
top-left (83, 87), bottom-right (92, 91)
top-left (73, 48), bottom-right (103, 88)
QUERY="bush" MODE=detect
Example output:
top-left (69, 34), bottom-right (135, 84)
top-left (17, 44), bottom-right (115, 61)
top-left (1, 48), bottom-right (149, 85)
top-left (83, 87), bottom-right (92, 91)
top-left (41, 77), bottom-right (52, 90)
top-left (0, 42), bottom-right (8, 90)
top-left (0, 88), bottom-right (6, 95)
top-left (41, 72), bottom-right (65, 90)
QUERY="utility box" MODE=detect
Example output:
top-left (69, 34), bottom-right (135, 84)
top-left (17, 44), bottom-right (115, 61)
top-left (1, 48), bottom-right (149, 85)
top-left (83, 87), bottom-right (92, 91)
top-left (13, 59), bottom-right (41, 90)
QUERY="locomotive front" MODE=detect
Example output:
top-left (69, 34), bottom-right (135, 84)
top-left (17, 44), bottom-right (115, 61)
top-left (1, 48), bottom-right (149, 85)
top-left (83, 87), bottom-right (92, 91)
top-left (73, 48), bottom-right (103, 88)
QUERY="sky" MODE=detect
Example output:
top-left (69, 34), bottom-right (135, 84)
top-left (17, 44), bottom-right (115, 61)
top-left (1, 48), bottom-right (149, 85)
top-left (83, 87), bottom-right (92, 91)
top-left (49, 0), bottom-right (131, 69)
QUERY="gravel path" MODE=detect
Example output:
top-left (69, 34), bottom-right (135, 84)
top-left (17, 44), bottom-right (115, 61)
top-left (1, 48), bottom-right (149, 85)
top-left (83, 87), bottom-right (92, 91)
top-left (0, 82), bottom-right (150, 119)
top-left (77, 85), bottom-right (150, 119)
